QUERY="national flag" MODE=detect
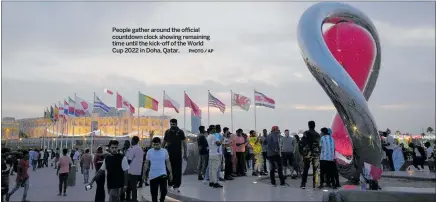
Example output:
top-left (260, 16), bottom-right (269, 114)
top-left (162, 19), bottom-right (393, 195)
top-left (104, 88), bottom-right (114, 95)
top-left (50, 105), bottom-right (54, 120)
top-left (63, 100), bottom-right (69, 115)
top-left (94, 95), bottom-right (110, 113)
top-left (116, 92), bottom-right (135, 114)
top-left (254, 90), bottom-right (276, 109)
top-left (138, 92), bottom-right (159, 111)
top-left (231, 92), bottom-right (251, 111)
top-left (45, 108), bottom-right (50, 119)
top-left (54, 105), bottom-right (59, 121)
top-left (75, 95), bottom-right (93, 116)
top-left (58, 101), bottom-right (64, 118)
top-left (184, 92), bottom-right (200, 116)
top-left (164, 93), bottom-right (180, 113)
top-left (208, 92), bottom-right (226, 113)
top-left (68, 97), bottom-right (75, 116)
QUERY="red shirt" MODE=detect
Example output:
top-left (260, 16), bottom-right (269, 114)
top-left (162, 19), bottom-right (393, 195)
top-left (16, 159), bottom-right (29, 181)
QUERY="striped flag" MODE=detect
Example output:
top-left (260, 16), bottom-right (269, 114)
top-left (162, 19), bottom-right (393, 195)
top-left (58, 101), bottom-right (64, 118)
top-left (63, 100), bottom-right (69, 115)
top-left (164, 93), bottom-right (180, 113)
top-left (208, 92), bottom-right (226, 113)
top-left (254, 90), bottom-right (275, 109)
top-left (68, 96), bottom-right (75, 116)
top-left (94, 95), bottom-right (110, 113)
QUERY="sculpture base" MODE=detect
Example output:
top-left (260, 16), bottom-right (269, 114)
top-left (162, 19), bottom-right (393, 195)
top-left (323, 188), bottom-right (436, 202)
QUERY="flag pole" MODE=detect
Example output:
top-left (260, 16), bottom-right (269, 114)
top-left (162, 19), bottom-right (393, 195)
top-left (56, 115), bottom-right (59, 149)
top-left (162, 90), bottom-right (165, 136)
top-left (207, 90), bottom-right (210, 126)
top-left (137, 91), bottom-right (140, 138)
top-left (72, 93), bottom-right (76, 149)
top-left (254, 89), bottom-right (257, 134)
top-left (230, 90), bottom-right (233, 132)
top-left (92, 92), bottom-right (96, 153)
top-left (183, 91), bottom-right (186, 132)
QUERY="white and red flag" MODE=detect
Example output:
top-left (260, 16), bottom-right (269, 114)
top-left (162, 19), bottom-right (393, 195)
top-left (75, 95), bottom-right (93, 116)
top-left (254, 90), bottom-right (275, 109)
top-left (163, 93), bottom-right (180, 113)
top-left (231, 92), bottom-right (251, 111)
top-left (184, 92), bottom-right (200, 116)
top-left (104, 88), bottom-right (114, 95)
top-left (116, 92), bottom-right (135, 114)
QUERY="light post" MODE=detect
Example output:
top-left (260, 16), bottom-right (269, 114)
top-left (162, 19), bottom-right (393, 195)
top-left (5, 128), bottom-right (10, 147)
top-left (18, 138), bottom-right (22, 149)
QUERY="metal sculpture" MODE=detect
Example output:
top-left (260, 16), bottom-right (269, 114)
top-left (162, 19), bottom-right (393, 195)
top-left (297, 2), bottom-right (382, 183)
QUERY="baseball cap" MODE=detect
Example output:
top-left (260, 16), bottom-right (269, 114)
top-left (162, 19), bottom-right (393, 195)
top-left (271, 126), bottom-right (279, 131)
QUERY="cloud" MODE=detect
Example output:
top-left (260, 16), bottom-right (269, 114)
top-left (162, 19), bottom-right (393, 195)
top-left (1, 1), bottom-right (435, 133)
top-left (374, 20), bottom-right (435, 47)
top-left (283, 104), bottom-right (336, 111)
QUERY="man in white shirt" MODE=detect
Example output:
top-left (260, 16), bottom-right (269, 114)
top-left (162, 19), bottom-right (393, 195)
top-left (207, 128), bottom-right (223, 188)
top-left (143, 137), bottom-right (173, 202)
top-left (126, 136), bottom-right (144, 202)
top-left (88, 140), bottom-right (130, 202)
top-left (73, 148), bottom-right (80, 171)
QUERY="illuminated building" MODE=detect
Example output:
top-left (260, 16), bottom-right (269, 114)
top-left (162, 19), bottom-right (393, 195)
top-left (2, 112), bottom-right (170, 139)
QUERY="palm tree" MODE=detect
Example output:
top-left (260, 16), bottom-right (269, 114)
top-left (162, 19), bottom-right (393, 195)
top-left (426, 127), bottom-right (434, 134)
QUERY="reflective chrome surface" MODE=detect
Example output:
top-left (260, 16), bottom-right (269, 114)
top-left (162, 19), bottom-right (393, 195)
top-left (297, 2), bottom-right (382, 180)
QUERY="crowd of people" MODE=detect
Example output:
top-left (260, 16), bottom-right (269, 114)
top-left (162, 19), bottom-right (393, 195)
top-left (380, 131), bottom-right (435, 172)
top-left (2, 118), bottom-right (435, 202)
top-left (195, 120), bottom-right (341, 189)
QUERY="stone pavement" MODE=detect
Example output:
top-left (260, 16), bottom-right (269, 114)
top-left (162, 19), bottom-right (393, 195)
top-left (137, 170), bottom-right (436, 202)
top-left (7, 165), bottom-right (97, 201)
top-left (147, 174), bottom-right (324, 201)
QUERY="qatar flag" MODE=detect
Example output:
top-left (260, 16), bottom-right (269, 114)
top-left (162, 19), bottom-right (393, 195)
top-left (75, 95), bottom-right (93, 116)
top-left (116, 92), bottom-right (135, 114)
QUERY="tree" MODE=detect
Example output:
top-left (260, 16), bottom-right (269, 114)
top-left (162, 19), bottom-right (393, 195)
top-left (426, 127), bottom-right (434, 134)
top-left (395, 130), bottom-right (401, 136)
top-left (421, 132), bottom-right (426, 137)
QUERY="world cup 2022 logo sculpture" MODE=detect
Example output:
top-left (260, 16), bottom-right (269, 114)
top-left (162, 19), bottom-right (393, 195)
top-left (297, 2), bottom-right (383, 182)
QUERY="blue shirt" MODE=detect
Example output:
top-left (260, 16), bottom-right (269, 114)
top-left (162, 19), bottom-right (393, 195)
top-left (320, 135), bottom-right (335, 161)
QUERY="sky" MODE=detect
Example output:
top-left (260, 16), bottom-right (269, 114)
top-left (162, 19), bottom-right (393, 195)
top-left (1, 1), bottom-right (435, 134)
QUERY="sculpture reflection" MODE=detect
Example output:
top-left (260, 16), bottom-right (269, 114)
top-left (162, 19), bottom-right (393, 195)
top-left (297, 2), bottom-right (382, 182)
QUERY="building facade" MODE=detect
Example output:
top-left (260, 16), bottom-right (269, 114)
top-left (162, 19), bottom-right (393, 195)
top-left (1, 115), bottom-right (170, 139)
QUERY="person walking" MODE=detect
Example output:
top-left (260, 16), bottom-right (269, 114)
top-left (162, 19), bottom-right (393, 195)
top-left (81, 149), bottom-right (93, 184)
top-left (281, 129), bottom-right (296, 178)
top-left (161, 119), bottom-right (188, 193)
top-left (299, 121), bottom-right (321, 189)
top-left (73, 148), bottom-right (80, 172)
top-left (267, 126), bottom-right (285, 187)
top-left (93, 147), bottom-right (106, 202)
top-left (6, 150), bottom-right (30, 202)
top-left (126, 136), bottom-right (144, 202)
top-left (56, 148), bottom-right (72, 196)
top-left (143, 137), bottom-right (173, 202)
top-left (88, 140), bottom-right (130, 202)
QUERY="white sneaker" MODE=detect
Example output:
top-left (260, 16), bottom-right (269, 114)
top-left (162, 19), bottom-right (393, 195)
top-left (173, 187), bottom-right (180, 193)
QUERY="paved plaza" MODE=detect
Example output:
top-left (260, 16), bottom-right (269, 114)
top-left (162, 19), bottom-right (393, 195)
top-left (6, 166), bottom-right (97, 202)
top-left (5, 164), bottom-right (436, 202)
